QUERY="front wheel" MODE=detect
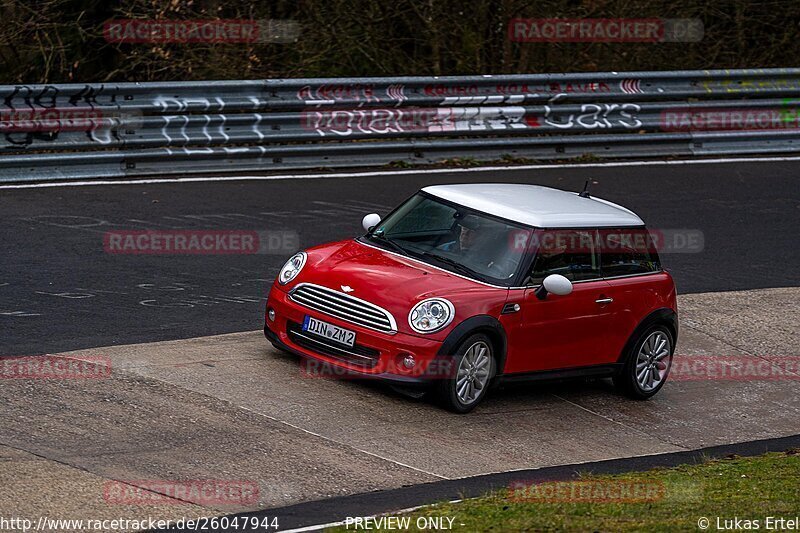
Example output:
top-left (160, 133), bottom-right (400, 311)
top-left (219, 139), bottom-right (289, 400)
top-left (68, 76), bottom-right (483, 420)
top-left (614, 325), bottom-right (674, 399)
top-left (436, 334), bottom-right (495, 413)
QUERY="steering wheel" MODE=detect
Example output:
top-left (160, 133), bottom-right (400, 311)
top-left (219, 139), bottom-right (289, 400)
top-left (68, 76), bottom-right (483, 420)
top-left (486, 256), bottom-right (518, 278)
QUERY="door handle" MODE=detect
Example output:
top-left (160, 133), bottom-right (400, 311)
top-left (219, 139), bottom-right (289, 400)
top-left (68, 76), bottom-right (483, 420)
top-left (595, 297), bottom-right (613, 305)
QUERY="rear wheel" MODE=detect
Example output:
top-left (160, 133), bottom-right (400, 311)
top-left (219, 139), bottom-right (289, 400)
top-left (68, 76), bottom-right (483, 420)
top-left (436, 334), bottom-right (495, 413)
top-left (614, 325), bottom-right (674, 399)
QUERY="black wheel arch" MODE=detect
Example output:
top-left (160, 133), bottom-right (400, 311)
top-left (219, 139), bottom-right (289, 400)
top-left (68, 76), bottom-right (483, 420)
top-left (616, 307), bottom-right (678, 364)
top-left (436, 315), bottom-right (508, 375)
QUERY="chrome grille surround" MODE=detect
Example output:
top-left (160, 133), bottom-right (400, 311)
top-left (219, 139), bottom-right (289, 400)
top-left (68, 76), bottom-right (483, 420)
top-left (289, 283), bottom-right (397, 334)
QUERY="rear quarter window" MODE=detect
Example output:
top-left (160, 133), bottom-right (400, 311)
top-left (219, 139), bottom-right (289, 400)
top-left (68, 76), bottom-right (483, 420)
top-left (599, 227), bottom-right (662, 277)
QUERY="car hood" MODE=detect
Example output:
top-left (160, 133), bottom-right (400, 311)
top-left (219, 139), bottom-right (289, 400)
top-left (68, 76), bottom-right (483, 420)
top-left (283, 239), bottom-right (508, 336)
top-left (301, 239), bottom-right (481, 298)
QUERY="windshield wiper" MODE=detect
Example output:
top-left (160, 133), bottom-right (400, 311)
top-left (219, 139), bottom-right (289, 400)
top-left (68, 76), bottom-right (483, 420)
top-left (421, 251), bottom-right (481, 279)
top-left (368, 233), bottom-right (408, 256)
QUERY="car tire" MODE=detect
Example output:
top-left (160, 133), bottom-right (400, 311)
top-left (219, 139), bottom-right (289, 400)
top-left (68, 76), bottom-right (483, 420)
top-left (436, 333), bottom-right (496, 413)
top-left (614, 325), bottom-right (674, 400)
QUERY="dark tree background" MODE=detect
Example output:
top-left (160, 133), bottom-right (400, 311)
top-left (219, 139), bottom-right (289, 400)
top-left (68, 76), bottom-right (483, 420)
top-left (1, 0), bottom-right (799, 83)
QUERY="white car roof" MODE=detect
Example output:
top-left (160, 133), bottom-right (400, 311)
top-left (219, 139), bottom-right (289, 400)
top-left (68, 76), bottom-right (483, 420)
top-left (421, 183), bottom-right (644, 228)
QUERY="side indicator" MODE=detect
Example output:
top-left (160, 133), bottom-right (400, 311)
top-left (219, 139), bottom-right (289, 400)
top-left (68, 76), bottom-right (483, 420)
top-left (502, 303), bottom-right (521, 314)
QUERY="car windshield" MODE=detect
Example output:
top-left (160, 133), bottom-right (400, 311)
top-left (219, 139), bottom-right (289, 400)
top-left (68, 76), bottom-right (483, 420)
top-left (364, 193), bottom-right (532, 286)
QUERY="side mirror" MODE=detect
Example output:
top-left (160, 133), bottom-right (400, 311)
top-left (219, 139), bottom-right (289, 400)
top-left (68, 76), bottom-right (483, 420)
top-left (535, 274), bottom-right (573, 300)
top-left (362, 213), bottom-right (381, 232)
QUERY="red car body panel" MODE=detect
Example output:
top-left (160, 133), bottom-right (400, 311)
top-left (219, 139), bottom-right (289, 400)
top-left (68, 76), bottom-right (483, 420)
top-left (507, 280), bottom-right (618, 373)
top-left (267, 286), bottom-right (443, 378)
top-left (265, 238), bottom-right (678, 381)
top-left (298, 239), bottom-right (511, 339)
top-left (503, 272), bottom-right (677, 374)
top-left (266, 239), bottom-right (509, 379)
top-left (602, 272), bottom-right (678, 363)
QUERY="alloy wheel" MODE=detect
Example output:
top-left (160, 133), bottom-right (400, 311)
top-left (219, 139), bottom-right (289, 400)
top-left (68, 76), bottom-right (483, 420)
top-left (635, 331), bottom-right (672, 392)
top-left (455, 341), bottom-right (492, 404)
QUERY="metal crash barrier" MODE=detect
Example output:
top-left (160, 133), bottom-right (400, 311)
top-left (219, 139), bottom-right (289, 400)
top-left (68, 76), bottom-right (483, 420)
top-left (2, 68), bottom-right (800, 181)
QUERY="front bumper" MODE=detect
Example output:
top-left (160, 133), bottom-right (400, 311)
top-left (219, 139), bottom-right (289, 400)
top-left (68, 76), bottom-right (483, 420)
top-left (265, 285), bottom-right (448, 385)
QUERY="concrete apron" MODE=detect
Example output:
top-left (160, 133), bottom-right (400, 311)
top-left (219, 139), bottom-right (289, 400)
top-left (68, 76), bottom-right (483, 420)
top-left (1, 287), bottom-right (798, 525)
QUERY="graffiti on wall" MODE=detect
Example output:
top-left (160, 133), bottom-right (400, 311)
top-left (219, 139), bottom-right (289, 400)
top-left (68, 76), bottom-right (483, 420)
top-left (296, 84), bottom-right (407, 107)
top-left (1, 84), bottom-right (124, 148)
top-left (295, 79), bottom-right (627, 109)
top-left (301, 106), bottom-right (532, 136)
top-left (540, 103), bottom-right (642, 129)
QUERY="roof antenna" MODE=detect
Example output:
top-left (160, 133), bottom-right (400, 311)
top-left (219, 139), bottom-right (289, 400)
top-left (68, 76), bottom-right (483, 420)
top-left (578, 179), bottom-right (592, 198)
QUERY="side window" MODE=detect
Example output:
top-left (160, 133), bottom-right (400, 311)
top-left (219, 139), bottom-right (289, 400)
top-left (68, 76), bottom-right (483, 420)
top-left (528, 229), bottom-right (601, 284)
top-left (599, 228), bottom-right (662, 277)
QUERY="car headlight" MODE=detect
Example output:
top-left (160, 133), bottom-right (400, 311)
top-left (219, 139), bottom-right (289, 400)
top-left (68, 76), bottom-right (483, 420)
top-left (278, 252), bottom-right (307, 285)
top-left (408, 298), bottom-right (455, 333)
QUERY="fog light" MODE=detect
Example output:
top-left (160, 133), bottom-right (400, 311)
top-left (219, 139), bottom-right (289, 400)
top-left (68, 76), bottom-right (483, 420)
top-left (402, 354), bottom-right (416, 369)
top-left (267, 308), bottom-right (276, 322)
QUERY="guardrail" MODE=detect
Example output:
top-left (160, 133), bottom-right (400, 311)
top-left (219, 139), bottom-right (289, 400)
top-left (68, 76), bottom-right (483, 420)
top-left (2, 68), bottom-right (800, 182)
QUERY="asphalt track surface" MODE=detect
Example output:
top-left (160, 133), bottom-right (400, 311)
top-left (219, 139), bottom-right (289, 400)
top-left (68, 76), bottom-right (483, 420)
top-left (2, 159), bottom-right (799, 356)
top-left (1, 159), bottom-right (800, 531)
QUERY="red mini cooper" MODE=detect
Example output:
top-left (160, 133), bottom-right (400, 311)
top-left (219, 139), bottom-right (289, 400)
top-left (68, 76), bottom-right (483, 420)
top-left (265, 183), bottom-right (677, 412)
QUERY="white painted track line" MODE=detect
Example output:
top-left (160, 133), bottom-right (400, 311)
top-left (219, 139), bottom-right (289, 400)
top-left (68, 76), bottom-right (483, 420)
top-left (1, 155), bottom-right (799, 190)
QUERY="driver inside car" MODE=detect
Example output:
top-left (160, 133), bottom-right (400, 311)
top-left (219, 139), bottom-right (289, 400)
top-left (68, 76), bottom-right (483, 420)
top-left (437, 215), bottom-right (522, 278)
top-left (438, 215), bottom-right (484, 254)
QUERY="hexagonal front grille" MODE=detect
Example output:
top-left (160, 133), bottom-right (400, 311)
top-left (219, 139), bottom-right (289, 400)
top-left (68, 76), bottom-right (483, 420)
top-left (289, 283), bottom-right (397, 333)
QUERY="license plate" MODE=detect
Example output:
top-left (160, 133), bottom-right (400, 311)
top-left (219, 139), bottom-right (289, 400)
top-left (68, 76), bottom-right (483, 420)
top-left (302, 315), bottom-right (356, 347)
